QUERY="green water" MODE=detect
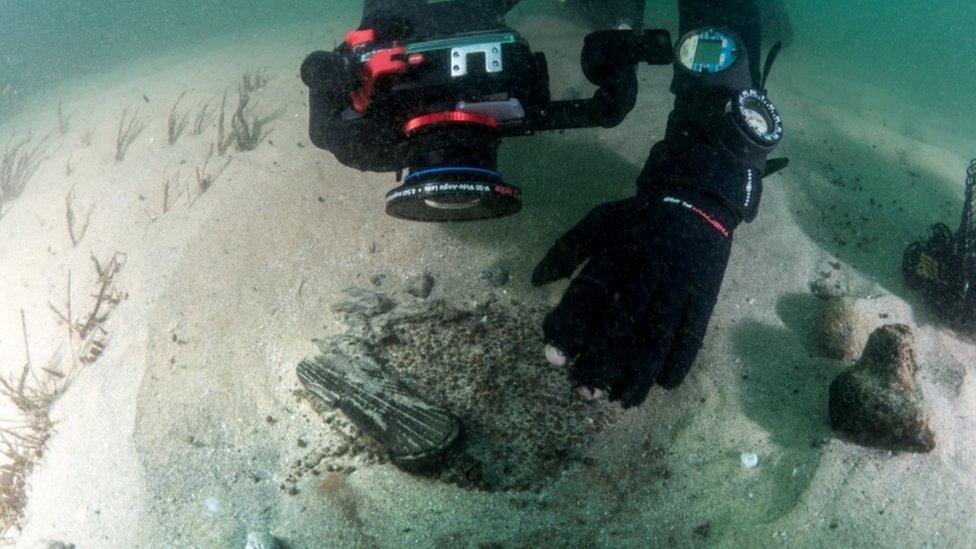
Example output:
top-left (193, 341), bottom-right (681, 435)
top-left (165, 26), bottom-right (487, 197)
top-left (2, 0), bottom-right (975, 126)
top-left (0, 1), bottom-right (361, 119)
top-left (3, 0), bottom-right (976, 546)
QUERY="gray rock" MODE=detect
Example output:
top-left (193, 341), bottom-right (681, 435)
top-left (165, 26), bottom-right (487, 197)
top-left (481, 263), bottom-right (510, 287)
top-left (404, 272), bottom-right (435, 299)
top-left (331, 287), bottom-right (395, 317)
top-left (44, 543), bottom-right (76, 549)
top-left (245, 532), bottom-right (280, 549)
top-left (809, 267), bottom-right (849, 299)
top-left (817, 296), bottom-right (873, 360)
top-left (828, 324), bottom-right (936, 453)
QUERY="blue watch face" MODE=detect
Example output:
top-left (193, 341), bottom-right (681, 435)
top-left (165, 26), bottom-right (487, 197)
top-left (677, 29), bottom-right (739, 74)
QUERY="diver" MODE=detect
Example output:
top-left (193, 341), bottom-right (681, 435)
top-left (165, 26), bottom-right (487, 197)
top-left (299, 0), bottom-right (785, 423)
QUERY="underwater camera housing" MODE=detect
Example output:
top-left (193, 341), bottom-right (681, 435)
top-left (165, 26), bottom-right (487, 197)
top-left (301, 0), bottom-right (673, 222)
top-left (903, 159), bottom-right (976, 331)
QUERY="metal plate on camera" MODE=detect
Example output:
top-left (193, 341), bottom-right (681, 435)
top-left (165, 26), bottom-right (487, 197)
top-left (450, 42), bottom-right (503, 76)
top-left (456, 99), bottom-right (525, 122)
top-left (406, 33), bottom-right (516, 78)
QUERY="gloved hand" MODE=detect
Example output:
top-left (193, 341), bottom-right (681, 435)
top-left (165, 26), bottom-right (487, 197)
top-left (532, 188), bottom-right (736, 407)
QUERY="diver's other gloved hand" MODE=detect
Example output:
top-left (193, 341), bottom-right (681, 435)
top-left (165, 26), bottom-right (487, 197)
top-left (532, 188), bottom-right (735, 407)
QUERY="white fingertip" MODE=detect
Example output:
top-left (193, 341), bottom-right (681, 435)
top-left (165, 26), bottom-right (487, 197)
top-left (545, 344), bottom-right (568, 367)
top-left (577, 386), bottom-right (606, 401)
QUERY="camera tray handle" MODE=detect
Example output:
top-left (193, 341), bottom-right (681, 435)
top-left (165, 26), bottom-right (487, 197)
top-left (539, 29), bottom-right (673, 131)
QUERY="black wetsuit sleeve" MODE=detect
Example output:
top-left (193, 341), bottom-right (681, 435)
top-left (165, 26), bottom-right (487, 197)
top-left (637, 0), bottom-right (766, 224)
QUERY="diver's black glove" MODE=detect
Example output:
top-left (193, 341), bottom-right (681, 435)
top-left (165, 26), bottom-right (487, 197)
top-left (532, 187), bottom-right (735, 408)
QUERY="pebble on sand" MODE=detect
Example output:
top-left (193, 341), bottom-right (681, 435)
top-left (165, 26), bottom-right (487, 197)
top-left (203, 497), bottom-right (221, 514)
top-left (245, 531), bottom-right (281, 549)
top-left (817, 296), bottom-right (874, 361)
top-left (740, 452), bottom-right (760, 469)
top-left (481, 263), bottom-right (510, 287)
top-left (404, 271), bottom-right (435, 298)
top-left (809, 263), bottom-right (850, 299)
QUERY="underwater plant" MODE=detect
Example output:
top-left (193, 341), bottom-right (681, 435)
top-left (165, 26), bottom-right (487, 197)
top-left (114, 108), bottom-right (147, 162)
top-left (167, 91), bottom-right (190, 145)
top-left (216, 88), bottom-right (230, 156)
top-left (230, 87), bottom-right (269, 152)
top-left (1, 253), bottom-right (125, 535)
top-left (0, 134), bottom-right (48, 220)
top-left (56, 101), bottom-right (72, 135)
top-left (194, 143), bottom-right (226, 195)
top-left (241, 69), bottom-right (270, 93)
top-left (64, 187), bottom-right (94, 247)
top-left (191, 100), bottom-right (213, 136)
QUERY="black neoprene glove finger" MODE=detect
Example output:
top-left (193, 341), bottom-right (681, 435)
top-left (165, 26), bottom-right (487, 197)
top-left (568, 258), bottom-right (662, 394)
top-left (540, 247), bottom-right (634, 358)
top-left (654, 285), bottom-right (720, 389)
top-left (612, 265), bottom-right (689, 406)
top-left (534, 190), bottom-right (734, 407)
top-left (532, 197), bottom-right (641, 286)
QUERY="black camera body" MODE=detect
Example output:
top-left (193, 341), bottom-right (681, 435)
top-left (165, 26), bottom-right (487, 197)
top-left (301, 0), bottom-right (672, 221)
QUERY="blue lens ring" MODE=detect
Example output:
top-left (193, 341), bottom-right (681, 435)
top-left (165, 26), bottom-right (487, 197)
top-left (406, 166), bottom-right (503, 183)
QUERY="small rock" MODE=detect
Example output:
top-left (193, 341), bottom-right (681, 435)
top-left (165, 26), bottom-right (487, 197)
top-left (404, 272), bottom-right (435, 298)
top-left (369, 274), bottom-right (386, 287)
top-left (693, 522), bottom-right (711, 539)
top-left (817, 297), bottom-right (873, 360)
top-left (810, 267), bottom-right (849, 299)
top-left (331, 287), bottom-right (395, 317)
top-left (473, 291), bottom-right (496, 310)
top-left (245, 531), bottom-right (280, 549)
top-left (828, 324), bottom-right (936, 453)
top-left (481, 263), bottom-right (510, 287)
top-left (44, 543), bottom-right (76, 549)
top-left (204, 497), bottom-right (221, 514)
top-left (740, 452), bottom-right (759, 469)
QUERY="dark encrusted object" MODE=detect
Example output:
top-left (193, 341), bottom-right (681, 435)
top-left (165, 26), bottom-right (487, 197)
top-left (300, 287), bottom-right (617, 490)
top-left (828, 324), bottom-right (936, 453)
top-left (903, 158), bottom-right (976, 334)
top-left (298, 336), bottom-right (463, 472)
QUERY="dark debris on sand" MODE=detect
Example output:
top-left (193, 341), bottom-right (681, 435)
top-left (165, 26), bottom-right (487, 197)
top-left (301, 288), bottom-right (620, 492)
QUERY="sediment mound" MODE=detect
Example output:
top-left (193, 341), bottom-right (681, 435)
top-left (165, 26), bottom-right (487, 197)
top-left (301, 290), bottom-right (620, 491)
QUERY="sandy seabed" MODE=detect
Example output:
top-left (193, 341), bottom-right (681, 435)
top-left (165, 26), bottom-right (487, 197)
top-left (2, 12), bottom-right (976, 549)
